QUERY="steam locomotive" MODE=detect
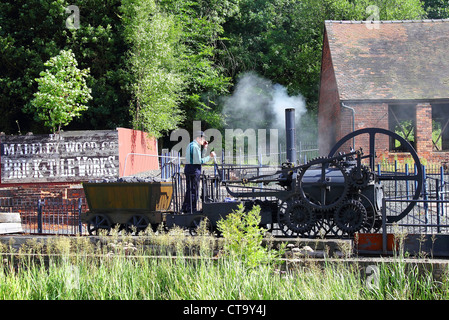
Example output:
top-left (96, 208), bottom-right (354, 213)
top-left (82, 109), bottom-right (423, 238)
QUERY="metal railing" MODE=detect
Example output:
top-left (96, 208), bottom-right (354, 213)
top-left (381, 197), bottom-right (449, 254)
top-left (378, 161), bottom-right (449, 253)
top-left (122, 152), bottom-right (181, 179)
top-left (122, 142), bottom-right (319, 179)
top-left (2, 158), bottom-right (449, 237)
top-left (0, 198), bottom-right (87, 235)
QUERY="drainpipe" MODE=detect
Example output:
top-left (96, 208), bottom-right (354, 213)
top-left (341, 103), bottom-right (355, 151)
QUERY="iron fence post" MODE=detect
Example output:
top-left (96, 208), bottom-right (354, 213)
top-left (78, 198), bottom-right (83, 234)
top-left (382, 197), bottom-right (387, 254)
top-left (436, 179), bottom-right (441, 234)
top-left (161, 153), bottom-right (165, 180)
top-left (440, 166), bottom-right (445, 217)
top-left (394, 160), bottom-right (398, 195)
top-left (37, 199), bottom-right (42, 234)
top-left (405, 163), bottom-right (409, 199)
top-left (423, 165), bottom-right (428, 230)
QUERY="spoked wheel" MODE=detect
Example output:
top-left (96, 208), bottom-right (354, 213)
top-left (125, 215), bottom-right (150, 235)
top-left (334, 199), bottom-right (367, 236)
top-left (329, 128), bottom-right (423, 223)
top-left (278, 196), bottom-right (318, 237)
top-left (87, 214), bottom-right (112, 235)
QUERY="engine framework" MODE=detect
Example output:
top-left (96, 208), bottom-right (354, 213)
top-left (82, 111), bottom-right (423, 238)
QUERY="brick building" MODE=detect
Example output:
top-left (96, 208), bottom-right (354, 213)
top-left (318, 19), bottom-right (449, 164)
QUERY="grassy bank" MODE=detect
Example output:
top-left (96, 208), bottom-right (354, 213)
top-left (1, 228), bottom-right (449, 300)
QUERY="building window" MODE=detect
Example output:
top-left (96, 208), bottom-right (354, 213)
top-left (388, 104), bottom-right (416, 151)
top-left (432, 104), bottom-right (449, 151)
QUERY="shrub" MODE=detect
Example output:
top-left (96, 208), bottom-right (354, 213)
top-left (216, 203), bottom-right (281, 268)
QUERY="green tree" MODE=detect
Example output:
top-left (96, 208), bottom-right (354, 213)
top-left (121, 0), bottom-right (184, 138)
top-left (0, 0), bottom-right (67, 134)
top-left (63, 0), bottom-right (132, 131)
top-left (0, 0), bottom-right (130, 134)
top-left (26, 49), bottom-right (92, 134)
top-left (422, 0), bottom-right (449, 18)
top-left (0, 0), bottom-right (431, 137)
top-left (160, 0), bottom-right (237, 132)
top-left (220, 0), bottom-right (425, 113)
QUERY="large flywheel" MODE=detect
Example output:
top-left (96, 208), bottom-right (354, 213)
top-left (328, 128), bottom-right (423, 223)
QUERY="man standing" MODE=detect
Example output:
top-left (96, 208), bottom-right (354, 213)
top-left (182, 131), bottom-right (216, 213)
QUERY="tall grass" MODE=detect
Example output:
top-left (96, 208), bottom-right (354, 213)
top-left (0, 219), bottom-right (448, 299)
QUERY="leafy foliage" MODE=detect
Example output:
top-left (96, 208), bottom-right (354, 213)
top-left (26, 49), bottom-right (92, 134)
top-left (221, 0), bottom-right (425, 112)
top-left (121, 0), bottom-right (185, 138)
top-left (217, 203), bottom-right (281, 268)
top-left (422, 0), bottom-right (449, 18)
top-left (0, 0), bottom-right (130, 134)
top-left (160, 0), bottom-right (237, 132)
top-left (63, 0), bottom-right (132, 131)
top-left (1, 0), bottom-right (445, 136)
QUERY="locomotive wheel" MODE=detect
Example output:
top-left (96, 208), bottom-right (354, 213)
top-left (334, 199), bottom-right (367, 235)
top-left (87, 214), bottom-right (112, 235)
top-left (328, 128), bottom-right (423, 223)
top-left (125, 215), bottom-right (150, 235)
top-left (297, 158), bottom-right (349, 212)
top-left (278, 198), bottom-right (317, 237)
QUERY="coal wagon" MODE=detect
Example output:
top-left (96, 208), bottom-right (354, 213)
top-left (82, 178), bottom-right (173, 235)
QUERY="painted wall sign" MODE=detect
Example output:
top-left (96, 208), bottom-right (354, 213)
top-left (1, 130), bottom-right (119, 183)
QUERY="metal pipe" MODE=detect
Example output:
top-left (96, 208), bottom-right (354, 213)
top-left (341, 103), bottom-right (355, 150)
top-left (382, 197), bottom-right (387, 254)
top-left (285, 108), bottom-right (297, 164)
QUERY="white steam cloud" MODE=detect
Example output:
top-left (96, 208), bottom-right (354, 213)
top-left (271, 83), bottom-right (307, 131)
top-left (221, 72), bottom-right (307, 140)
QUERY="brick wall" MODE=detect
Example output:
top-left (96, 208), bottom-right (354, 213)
top-left (318, 29), bottom-right (341, 156)
top-left (336, 101), bottom-right (449, 164)
top-left (415, 103), bottom-right (433, 161)
top-left (415, 103), bottom-right (449, 165)
top-left (318, 23), bottom-right (449, 166)
top-left (334, 102), bottom-right (389, 158)
top-left (0, 183), bottom-right (85, 204)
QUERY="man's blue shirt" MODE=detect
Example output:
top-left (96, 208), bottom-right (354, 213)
top-left (186, 140), bottom-right (210, 165)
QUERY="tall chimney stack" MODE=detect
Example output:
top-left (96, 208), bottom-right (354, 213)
top-left (285, 108), bottom-right (296, 164)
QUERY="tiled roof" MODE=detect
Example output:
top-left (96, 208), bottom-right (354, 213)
top-left (325, 20), bottom-right (449, 101)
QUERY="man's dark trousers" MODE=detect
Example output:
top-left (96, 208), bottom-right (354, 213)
top-left (182, 164), bottom-right (201, 213)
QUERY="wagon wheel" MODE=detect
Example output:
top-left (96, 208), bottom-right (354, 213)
top-left (87, 214), bottom-right (112, 235)
top-left (329, 128), bottom-right (423, 223)
top-left (125, 215), bottom-right (150, 235)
